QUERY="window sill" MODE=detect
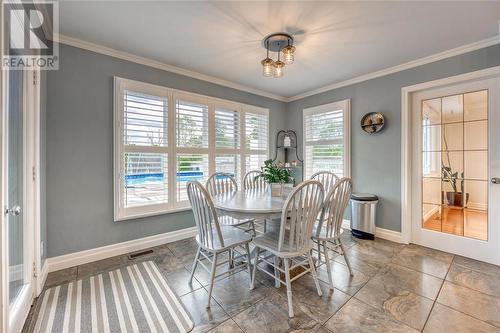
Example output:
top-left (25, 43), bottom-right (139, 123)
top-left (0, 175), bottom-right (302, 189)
top-left (114, 205), bottom-right (192, 222)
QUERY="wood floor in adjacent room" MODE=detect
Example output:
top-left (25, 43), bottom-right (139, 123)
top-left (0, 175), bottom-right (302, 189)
top-left (423, 207), bottom-right (488, 241)
top-left (23, 232), bottom-right (500, 333)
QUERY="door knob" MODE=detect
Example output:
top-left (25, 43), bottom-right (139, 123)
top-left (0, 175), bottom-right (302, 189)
top-left (492, 177), bottom-right (500, 184)
top-left (4, 206), bottom-right (21, 216)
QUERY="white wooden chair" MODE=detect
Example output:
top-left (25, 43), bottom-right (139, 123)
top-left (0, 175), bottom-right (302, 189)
top-left (251, 180), bottom-right (325, 318)
top-left (310, 171), bottom-right (339, 194)
top-left (243, 170), bottom-right (266, 190)
top-left (312, 177), bottom-right (353, 290)
top-left (242, 170), bottom-right (271, 233)
top-left (187, 181), bottom-right (253, 308)
top-left (206, 172), bottom-right (238, 196)
top-left (206, 172), bottom-right (255, 235)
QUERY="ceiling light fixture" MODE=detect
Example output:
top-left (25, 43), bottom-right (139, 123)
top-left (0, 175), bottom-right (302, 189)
top-left (282, 43), bottom-right (296, 65)
top-left (261, 33), bottom-right (294, 78)
top-left (261, 41), bottom-right (275, 77)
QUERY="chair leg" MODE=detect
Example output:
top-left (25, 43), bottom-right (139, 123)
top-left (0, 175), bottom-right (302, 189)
top-left (189, 246), bottom-right (201, 285)
top-left (263, 219), bottom-right (267, 233)
top-left (317, 241), bottom-right (322, 266)
top-left (308, 252), bottom-right (323, 297)
top-left (323, 241), bottom-right (334, 290)
top-left (273, 255), bottom-right (280, 288)
top-left (284, 258), bottom-right (294, 318)
top-left (206, 252), bottom-right (218, 308)
top-left (229, 248), bottom-right (235, 269)
top-left (251, 247), bottom-right (260, 290)
top-left (339, 240), bottom-right (354, 276)
top-left (245, 243), bottom-right (253, 288)
top-left (251, 221), bottom-right (256, 237)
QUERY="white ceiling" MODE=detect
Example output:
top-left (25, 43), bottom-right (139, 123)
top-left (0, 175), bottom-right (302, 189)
top-left (58, 1), bottom-right (500, 99)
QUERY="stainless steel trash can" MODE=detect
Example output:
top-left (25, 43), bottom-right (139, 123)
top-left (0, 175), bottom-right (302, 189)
top-left (350, 194), bottom-right (378, 239)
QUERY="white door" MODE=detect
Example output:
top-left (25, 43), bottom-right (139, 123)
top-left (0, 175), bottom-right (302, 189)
top-left (2, 69), bottom-right (35, 333)
top-left (411, 77), bottom-right (500, 265)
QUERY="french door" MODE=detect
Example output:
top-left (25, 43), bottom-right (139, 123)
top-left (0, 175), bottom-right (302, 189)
top-left (1, 68), bottom-right (38, 333)
top-left (411, 77), bottom-right (500, 265)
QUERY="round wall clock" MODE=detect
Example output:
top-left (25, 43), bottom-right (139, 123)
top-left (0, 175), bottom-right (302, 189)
top-left (361, 112), bottom-right (385, 134)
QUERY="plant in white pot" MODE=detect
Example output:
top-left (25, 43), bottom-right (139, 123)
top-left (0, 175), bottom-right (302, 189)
top-left (258, 159), bottom-right (291, 197)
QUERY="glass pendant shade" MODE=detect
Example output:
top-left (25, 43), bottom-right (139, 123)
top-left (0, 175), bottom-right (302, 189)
top-left (261, 58), bottom-right (274, 77)
top-left (273, 60), bottom-right (285, 78)
top-left (282, 45), bottom-right (295, 64)
top-left (261, 33), bottom-right (295, 78)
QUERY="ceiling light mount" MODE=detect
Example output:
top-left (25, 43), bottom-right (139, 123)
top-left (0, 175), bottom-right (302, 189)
top-left (262, 33), bottom-right (294, 52)
top-left (261, 32), bottom-right (295, 78)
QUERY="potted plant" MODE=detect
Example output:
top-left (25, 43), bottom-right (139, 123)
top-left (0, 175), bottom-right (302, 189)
top-left (257, 159), bottom-right (291, 197)
top-left (442, 166), bottom-right (469, 207)
top-left (441, 127), bottom-right (469, 207)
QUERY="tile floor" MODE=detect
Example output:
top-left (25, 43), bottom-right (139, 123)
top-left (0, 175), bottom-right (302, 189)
top-left (22, 232), bottom-right (500, 333)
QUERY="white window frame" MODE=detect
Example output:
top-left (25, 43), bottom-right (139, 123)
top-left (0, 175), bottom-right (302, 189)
top-left (114, 77), bottom-right (269, 221)
top-left (303, 99), bottom-right (351, 179)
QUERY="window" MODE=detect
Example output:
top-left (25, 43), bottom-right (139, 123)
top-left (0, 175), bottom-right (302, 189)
top-left (244, 111), bottom-right (269, 173)
top-left (175, 97), bottom-right (210, 202)
top-left (303, 99), bottom-right (350, 180)
top-left (114, 77), bottom-right (269, 220)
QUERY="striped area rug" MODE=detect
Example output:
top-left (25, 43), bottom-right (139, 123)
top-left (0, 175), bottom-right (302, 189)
top-left (33, 261), bottom-right (193, 333)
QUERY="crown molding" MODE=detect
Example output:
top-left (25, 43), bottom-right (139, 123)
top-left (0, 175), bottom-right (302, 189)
top-left (56, 32), bottom-right (500, 104)
top-left (287, 34), bottom-right (500, 102)
top-left (56, 33), bottom-right (288, 102)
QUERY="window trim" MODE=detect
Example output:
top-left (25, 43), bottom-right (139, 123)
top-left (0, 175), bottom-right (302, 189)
top-left (302, 99), bottom-right (351, 179)
top-left (114, 77), bottom-right (269, 221)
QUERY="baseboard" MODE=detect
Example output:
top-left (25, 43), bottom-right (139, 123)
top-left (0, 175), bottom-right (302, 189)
top-left (374, 227), bottom-right (403, 243)
top-left (47, 226), bottom-right (197, 273)
top-left (341, 219), bottom-right (352, 231)
top-left (467, 202), bottom-right (487, 211)
top-left (341, 219), bottom-right (403, 243)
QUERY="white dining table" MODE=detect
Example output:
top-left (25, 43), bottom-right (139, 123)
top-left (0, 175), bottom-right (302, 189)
top-left (212, 188), bottom-right (291, 221)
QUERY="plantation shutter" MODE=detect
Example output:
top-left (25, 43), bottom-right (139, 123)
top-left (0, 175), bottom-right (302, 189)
top-left (176, 100), bottom-right (209, 148)
top-left (124, 91), bottom-right (167, 146)
top-left (122, 90), bottom-right (169, 210)
top-left (304, 106), bottom-right (345, 179)
top-left (244, 110), bottom-right (269, 172)
top-left (215, 108), bottom-right (240, 149)
top-left (245, 111), bottom-right (268, 150)
top-left (175, 98), bottom-right (210, 202)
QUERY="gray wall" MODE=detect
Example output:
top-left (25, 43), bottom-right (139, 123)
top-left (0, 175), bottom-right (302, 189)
top-left (286, 44), bottom-right (500, 232)
top-left (46, 44), bottom-right (286, 258)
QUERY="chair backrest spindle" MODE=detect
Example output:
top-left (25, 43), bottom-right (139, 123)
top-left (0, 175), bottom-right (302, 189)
top-left (187, 181), bottom-right (224, 249)
top-left (243, 170), bottom-right (266, 190)
top-left (317, 177), bottom-right (352, 239)
top-left (278, 180), bottom-right (324, 253)
top-left (310, 171), bottom-right (339, 195)
top-left (206, 172), bottom-right (238, 196)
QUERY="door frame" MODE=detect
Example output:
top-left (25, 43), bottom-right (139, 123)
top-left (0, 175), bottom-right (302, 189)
top-left (401, 65), bottom-right (500, 246)
top-left (0, 66), bottom-right (42, 333)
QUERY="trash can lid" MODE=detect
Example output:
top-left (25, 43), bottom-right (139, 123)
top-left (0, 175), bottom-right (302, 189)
top-left (351, 193), bottom-right (379, 201)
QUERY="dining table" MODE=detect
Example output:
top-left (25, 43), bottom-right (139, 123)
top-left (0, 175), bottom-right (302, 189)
top-left (211, 187), bottom-right (292, 222)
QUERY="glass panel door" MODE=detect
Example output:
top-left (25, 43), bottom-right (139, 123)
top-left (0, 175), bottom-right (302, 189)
top-left (421, 90), bottom-right (488, 240)
top-left (411, 76), bottom-right (500, 265)
top-left (3, 69), bottom-right (34, 333)
top-left (7, 69), bottom-right (26, 303)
